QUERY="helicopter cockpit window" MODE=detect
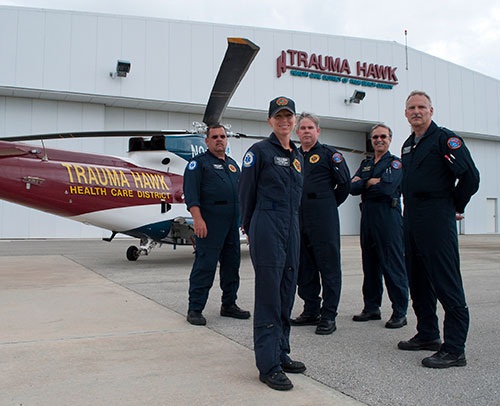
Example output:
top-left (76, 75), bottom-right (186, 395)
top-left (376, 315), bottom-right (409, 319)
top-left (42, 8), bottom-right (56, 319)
top-left (151, 135), bottom-right (166, 150)
top-left (129, 137), bottom-right (145, 152)
top-left (165, 135), bottom-right (206, 161)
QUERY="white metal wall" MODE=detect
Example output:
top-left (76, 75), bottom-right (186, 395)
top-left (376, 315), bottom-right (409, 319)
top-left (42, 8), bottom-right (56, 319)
top-left (462, 138), bottom-right (500, 234)
top-left (0, 5), bottom-right (499, 237)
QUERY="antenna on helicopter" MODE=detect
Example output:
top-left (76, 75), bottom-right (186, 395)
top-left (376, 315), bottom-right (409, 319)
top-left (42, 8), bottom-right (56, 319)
top-left (40, 138), bottom-right (49, 161)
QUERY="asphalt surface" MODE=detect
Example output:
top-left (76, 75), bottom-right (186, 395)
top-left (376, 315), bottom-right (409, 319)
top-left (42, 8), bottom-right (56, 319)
top-left (1, 235), bottom-right (499, 405)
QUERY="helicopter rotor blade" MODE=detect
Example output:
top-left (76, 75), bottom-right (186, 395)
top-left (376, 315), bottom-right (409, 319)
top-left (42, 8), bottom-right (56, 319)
top-left (203, 38), bottom-right (260, 127)
top-left (234, 132), bottom-right (366, 155)
top-left (1, 130), bottom-right (191, 142)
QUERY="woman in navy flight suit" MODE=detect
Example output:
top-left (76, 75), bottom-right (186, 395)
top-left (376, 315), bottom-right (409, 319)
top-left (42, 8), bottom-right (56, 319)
top-left (239, 96), bottom-right (305, 391)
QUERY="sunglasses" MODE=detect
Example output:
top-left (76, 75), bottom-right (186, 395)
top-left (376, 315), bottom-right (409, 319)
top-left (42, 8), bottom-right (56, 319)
top-left (372, 134), bottom-right (389, 140)
top-left (209, 134), bottom-right (227, 140)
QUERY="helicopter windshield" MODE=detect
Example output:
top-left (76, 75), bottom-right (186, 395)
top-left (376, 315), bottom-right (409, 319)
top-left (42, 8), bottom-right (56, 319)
top-left (165, 135), bottom-right (207, 161)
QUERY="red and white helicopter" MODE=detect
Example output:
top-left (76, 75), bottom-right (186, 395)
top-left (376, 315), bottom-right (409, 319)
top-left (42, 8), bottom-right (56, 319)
top-left (0, 38), bottom-right (260, 261)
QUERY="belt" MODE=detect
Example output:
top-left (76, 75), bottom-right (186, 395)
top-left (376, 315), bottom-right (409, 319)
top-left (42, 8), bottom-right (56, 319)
top-left (201, 200), bottom-right (234, 206)
top-left (412, 192), bottom-right (450, 199)
top-left (305, 191), bottom-right (333, 200)
top-left (363, 197), bottom-right (392, 203)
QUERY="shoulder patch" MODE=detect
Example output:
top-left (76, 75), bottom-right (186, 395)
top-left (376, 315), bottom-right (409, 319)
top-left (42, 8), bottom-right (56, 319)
top-left (332, 152), bottom-right (343, 164)
top-left (391, 160), bottom-right (402, 170)
top-left (243, 151), bottom-right (255, 168)
top-left (447, 137), bottom-right (462, 150)
top-left (187, 160), bottom-right (198, 170)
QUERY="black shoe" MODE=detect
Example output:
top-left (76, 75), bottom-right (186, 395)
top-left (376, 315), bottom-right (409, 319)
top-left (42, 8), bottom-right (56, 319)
top-left (220, 304), bottom-right (251, 319)
top-left (259, 371), bottom-right (293, 391)
top-left (315, 319), bottom-right (336, 335)
top-left (187, 311), bottom-right (206, 326)
top-left (282, 360), bottom-right (306, 374)
top-left (385, 315), bottom-right (407, 329)
top-left (352, 309), bottom-right (381, 322)
top-left (290, 313), bottom-right (320, 326)
top-left (422, 350), bottom-right (467, 368)
top-left (398, 336), bottom-right (442, 351)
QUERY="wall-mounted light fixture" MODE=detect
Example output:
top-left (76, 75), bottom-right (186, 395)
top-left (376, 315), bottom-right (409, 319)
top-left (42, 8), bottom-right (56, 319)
top-left (110, 60), bottom-right (131, 78)
top-left (345, 90), bottom-right (366, 104)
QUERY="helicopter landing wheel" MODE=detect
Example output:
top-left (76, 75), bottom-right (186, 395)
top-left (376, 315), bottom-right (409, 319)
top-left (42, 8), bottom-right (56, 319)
top-left (126, 245), bottom-right (140, 261)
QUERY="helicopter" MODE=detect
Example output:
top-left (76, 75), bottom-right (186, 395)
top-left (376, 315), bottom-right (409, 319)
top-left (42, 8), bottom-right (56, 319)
top-left (0, 38), bottom-right (260, 261)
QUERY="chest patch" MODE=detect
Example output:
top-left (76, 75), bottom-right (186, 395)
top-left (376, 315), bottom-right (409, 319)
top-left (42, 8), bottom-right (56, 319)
top-left (293, 158), bottom-right (302, 173)
top-left (362, 165), bottom-right (372, 172)
top-left (213, 164), bottom-right (224, 170)
top-left (309, 154), bottom-right (320, 164)
top-left (447, 137), bottom-right (462, 150)
top-left (402, 146), bottom-right (412, 155)
top-left (228, 164), bottom-right (237, 173)
top-left (274, 156), bottom-right (290, 166)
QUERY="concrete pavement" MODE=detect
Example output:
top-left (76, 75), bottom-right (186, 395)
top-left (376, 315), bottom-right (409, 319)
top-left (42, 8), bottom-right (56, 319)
top-left (0, 247), bottom-right (360, 405)
top-left (1, 235), bottom-right (499, 405)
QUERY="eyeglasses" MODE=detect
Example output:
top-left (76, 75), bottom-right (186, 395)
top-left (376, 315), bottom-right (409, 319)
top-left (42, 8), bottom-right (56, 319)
top-left (209, 134), bottom-right (227, 140)
top-left (371, 134), bottom-right (389, 140)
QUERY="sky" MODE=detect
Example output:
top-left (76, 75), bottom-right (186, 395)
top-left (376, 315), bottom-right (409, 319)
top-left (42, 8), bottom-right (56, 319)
top-left (1, 0), bottom-right (499, 81)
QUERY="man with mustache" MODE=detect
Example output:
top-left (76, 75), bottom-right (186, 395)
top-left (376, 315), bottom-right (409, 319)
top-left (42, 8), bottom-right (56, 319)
top-left (350, 123), bottom-right (408, 329)
top-left (398, 91), bottom-right (480, 368)
top-left (183, 124), bottom-right (250, 326)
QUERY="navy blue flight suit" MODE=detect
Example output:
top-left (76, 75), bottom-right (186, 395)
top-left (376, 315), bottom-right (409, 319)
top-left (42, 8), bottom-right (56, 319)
top-left (183, 150), bottom-right (241, 313)
top-left (298, 142), bottom-right (350, 321)
top-left (401, 121), bottom-right (480, 354)
top-left (350, 151), bottom-right (408, 318)
top-left (238, 133), bottom-right (303, 377)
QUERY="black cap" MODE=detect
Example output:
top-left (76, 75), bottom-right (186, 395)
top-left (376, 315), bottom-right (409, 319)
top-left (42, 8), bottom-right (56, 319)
top-left (268, 96), bottom-right (296, 118)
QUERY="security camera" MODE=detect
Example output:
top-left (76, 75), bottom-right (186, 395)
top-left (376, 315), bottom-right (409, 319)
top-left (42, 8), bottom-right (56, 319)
top-left (116, 60), bottom-right (131, 77)
top-left (345, 90), bottom-right (366, 104)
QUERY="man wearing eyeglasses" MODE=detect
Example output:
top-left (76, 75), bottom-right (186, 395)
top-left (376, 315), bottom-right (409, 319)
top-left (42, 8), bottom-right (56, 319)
top-left (350, 123), bottom-right (409, 329)
top-left (183, 124), bottom-right (250, 326)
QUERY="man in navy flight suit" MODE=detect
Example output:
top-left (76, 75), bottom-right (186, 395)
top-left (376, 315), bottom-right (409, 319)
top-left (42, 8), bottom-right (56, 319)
top-left (350, 123), bottom-right (408, 329)
top-left (291, 112), bottom-right (350, 335)
top-left (398, 91), bottom-right (480, 369)
top-left (239, 96), bottom-right (305, 391)
top-left (183, 124), bottom-right (250, 326)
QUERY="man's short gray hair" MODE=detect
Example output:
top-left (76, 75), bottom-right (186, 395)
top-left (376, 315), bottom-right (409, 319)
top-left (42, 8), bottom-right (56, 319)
top-left (406, 90), bottom-right (432, 105)
top-left (370, 123), bottom-right (393, 138)
top-left (297, 112), bottom-right (320, 128)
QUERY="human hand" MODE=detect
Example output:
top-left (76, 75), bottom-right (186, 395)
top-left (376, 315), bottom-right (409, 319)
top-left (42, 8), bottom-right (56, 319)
top-left (194, 218), bottom-right (208, 238)
top-left (366, 178), bottom-right (381, 187)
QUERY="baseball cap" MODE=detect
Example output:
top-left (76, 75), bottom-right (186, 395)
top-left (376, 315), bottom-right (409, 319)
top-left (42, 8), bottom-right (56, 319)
top-left (268, 96), bottom-right (296, 118)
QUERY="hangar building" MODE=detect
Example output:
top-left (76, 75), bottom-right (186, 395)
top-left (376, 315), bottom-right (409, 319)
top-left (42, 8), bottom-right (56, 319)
top-left (1, 5), bottom-right (499, 238)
